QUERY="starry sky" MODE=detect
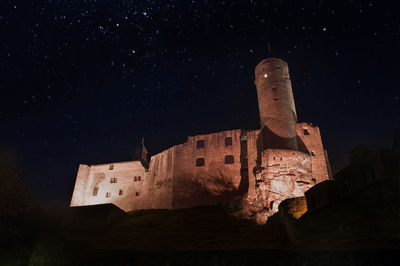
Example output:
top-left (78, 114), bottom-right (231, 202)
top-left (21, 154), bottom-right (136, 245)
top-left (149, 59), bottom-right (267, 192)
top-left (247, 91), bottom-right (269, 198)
top-left (1, 0), bottom-right (398, 206)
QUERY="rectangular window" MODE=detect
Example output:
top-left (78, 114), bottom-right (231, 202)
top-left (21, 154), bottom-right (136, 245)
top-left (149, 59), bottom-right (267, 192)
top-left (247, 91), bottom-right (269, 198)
top-left (196, 139), bottom-right (205, 149)
top-left (93, 187), bottom-right (98, 196)
top-left (137, 176), bottom-right (141, 181)
top-left (134, 176), bottom-right (137, 182)
top-left (135, 192), bottom-right (140, 196)
top-left (110, 177), bottom-right (117, 183)
top-left (119, 189), bottom-right (123, 195)
top-left (225, 137), bottom-right (232, 146)
top-left (225, 155), bottom-right (234, 164)
top-left (196, 157), bottom-right (205, 167)
top-left (109, 164), bottom-right (114, 170)
top-left (106, 192), bottom-right (111, 198)
top-left (303, 129), bottom-right (310, 135)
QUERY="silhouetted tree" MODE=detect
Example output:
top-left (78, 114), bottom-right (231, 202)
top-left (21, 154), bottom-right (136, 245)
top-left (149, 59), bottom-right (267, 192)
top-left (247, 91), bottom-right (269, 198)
top-left (0, 149), bottom-right (30, 219)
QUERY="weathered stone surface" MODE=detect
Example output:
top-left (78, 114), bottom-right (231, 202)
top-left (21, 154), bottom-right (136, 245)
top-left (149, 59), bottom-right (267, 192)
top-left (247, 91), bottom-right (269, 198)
top-left (243, 149), bottom-right (313, 224)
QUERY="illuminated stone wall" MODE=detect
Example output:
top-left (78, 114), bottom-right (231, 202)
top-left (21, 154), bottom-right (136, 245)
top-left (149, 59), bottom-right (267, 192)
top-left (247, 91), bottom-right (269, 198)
top-left (296, 122), bottom-right (331, 183)
top-left (247, 149), bottom-right (313, 224)
top-left (138, 147), bottom-right (175, 209)
top-left (70, 161), bottom-right (146, 211)
top-left (172, 129), bottom-right (243, 209)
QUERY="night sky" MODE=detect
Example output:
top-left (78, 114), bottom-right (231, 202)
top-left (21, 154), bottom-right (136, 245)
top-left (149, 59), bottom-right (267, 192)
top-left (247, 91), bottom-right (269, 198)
top-left (1, 0), bottom-right (398, 206)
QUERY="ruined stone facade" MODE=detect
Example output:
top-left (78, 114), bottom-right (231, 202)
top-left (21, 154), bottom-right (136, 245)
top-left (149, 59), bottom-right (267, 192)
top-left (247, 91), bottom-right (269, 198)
top-left (70, 58), bottom-right (331, 223)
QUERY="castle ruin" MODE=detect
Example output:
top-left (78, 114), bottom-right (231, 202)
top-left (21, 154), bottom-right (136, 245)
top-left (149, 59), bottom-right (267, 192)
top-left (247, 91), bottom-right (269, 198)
top-left (70, 58), bottom-right (332, 223)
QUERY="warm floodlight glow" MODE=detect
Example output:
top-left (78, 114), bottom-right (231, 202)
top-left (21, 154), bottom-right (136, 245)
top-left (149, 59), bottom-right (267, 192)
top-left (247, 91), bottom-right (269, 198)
top-left (264, 73), bottom-right (268, 78)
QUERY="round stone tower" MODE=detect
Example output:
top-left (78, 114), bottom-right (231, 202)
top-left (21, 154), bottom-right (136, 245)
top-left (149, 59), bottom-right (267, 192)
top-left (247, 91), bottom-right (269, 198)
top-left (255, 58), bottom-right (298, 150)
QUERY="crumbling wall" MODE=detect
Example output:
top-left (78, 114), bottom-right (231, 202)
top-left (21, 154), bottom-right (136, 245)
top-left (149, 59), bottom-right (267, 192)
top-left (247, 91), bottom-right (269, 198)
top-left (296, 122), bottom-right (330, 183)
top-left (172, 130), bottom-right (242, 209)
top-left (246, 149), bottom-right (313, 224)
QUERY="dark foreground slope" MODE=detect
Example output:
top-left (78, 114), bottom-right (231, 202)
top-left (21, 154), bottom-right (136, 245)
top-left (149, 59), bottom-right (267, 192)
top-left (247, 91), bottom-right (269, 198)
top-left (279, 177), bottom-right (400, 251)
top-left (1, 198), bottom-right (399, 266)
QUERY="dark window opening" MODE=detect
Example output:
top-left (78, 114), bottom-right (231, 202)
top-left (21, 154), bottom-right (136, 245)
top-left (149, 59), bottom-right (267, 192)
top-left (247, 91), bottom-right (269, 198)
top-left (225, 137), bottom-right (232, 146)
top-left (196, 139), bottom-right (205, 149)
top-left (196, 158), bottom-right (205, 167)
top-left (270, 201), bottom-right (274, 210)
top-left (225, 155), bottom-right (234, 164)
top-left (273, 97), bottom-right (278, 101)
top-left (119, 189), bottom-right (123, 195)
top-left (137, 176), bottom-right (141, 181)
top-left (106, 192), bottom-right (111, 198)
top-left (134, 176), bottom-right (137, 181)
top-left (93, 187), bottom-right (98, 196)
top-left (304, 129), bottom-right (310, 135)
top-left (110, 177), bottom-right (117, 183)
top-left (109, 164), bottom-right (114, 170)
top-left (135, 192), bottom-right (140, 196)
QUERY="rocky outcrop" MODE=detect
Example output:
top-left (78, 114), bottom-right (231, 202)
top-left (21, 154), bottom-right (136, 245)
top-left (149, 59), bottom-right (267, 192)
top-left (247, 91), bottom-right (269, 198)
top-left (242, 149), bottom-right (313, 224)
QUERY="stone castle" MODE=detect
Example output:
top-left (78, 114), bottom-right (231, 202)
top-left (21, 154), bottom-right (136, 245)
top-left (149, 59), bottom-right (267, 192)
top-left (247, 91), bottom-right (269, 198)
top-left (70, 58), bottom-right (332, 223)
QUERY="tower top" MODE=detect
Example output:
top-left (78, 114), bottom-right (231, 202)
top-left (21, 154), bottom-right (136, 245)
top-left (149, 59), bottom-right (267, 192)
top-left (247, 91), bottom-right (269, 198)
top-left (255, 58), bottom-right (289, 85)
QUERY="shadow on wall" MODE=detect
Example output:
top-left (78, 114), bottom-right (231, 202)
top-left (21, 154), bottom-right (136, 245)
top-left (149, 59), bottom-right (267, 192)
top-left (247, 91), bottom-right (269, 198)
top-left (256, 126), bottom-right (309, 154)
top-left (174, 170), bottom-right (243, 209)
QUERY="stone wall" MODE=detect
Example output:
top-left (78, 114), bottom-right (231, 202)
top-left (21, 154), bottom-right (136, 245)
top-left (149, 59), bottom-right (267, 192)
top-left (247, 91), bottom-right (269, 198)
top-left (243, 129), bottom-right (261, 200)
top-left (172, 130), bottom-right (243, 209)
top-left (138, 147), bottom-right (175, 209)
top-left (70, 161), bottom-right (146, 211)
top-left (296, 122), bottom-right (330, 183)
top-left (247, 149), bottom-right (313, 223)
top-left (70, 164), bottom-right (90, 206)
